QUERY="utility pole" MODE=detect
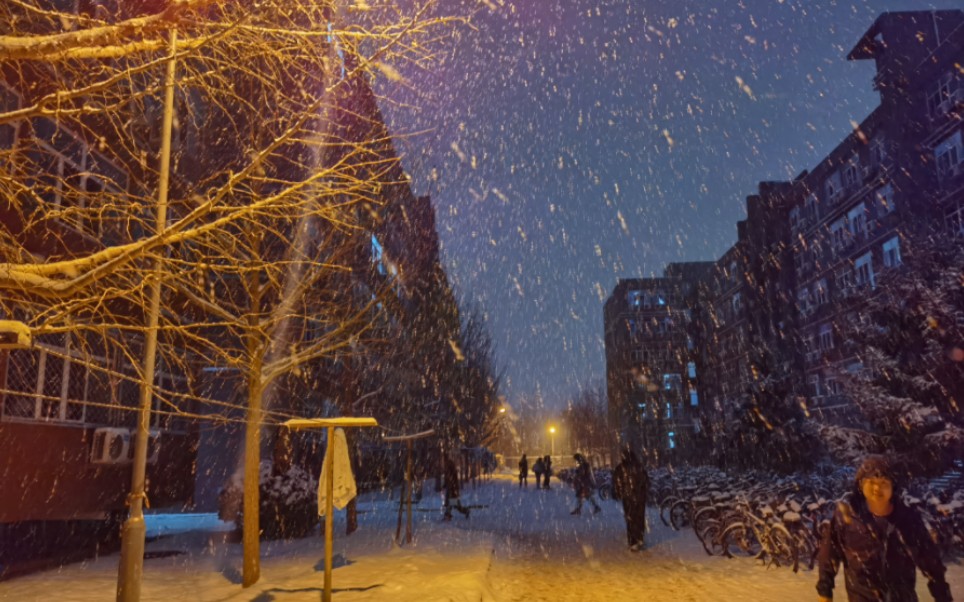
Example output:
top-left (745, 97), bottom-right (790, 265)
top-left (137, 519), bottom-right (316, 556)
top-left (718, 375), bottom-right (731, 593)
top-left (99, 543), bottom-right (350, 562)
top-left (116, 27), bottom-right (177, 602)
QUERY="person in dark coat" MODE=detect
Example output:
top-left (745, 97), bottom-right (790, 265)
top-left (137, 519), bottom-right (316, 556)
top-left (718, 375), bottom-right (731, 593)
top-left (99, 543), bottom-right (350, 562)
top-left (816, 454), bottom-right (953, 602)
top-left (532, 456), bottom-right (545, 490)
top-left (613, 448), bottom-right (649, 551)
top-left (542, 455), bottom-right (553, 489)
top-left (443, 453), bottom-right (470, 520)
top-left (518, 454), bottom-right (529, 488)
top-left (570, 453), bottom-right (601, 515)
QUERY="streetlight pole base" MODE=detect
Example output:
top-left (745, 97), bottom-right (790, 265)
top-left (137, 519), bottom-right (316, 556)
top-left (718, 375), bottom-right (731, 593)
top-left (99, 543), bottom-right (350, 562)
top-left (116, 515), bottom-right (145, 602)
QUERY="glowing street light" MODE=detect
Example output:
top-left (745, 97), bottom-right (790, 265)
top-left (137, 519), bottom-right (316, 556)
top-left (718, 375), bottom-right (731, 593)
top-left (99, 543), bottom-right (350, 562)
top-left (548, 426), bottom-right (556, 457)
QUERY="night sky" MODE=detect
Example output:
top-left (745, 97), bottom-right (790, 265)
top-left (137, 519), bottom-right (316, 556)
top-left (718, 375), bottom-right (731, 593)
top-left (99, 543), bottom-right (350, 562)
top-left (375, 0), bottom-right (947, 412)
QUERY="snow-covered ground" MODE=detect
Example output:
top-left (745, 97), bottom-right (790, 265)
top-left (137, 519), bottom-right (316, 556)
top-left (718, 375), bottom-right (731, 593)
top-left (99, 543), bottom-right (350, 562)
top-left (1, 473), bottom-right (961, 601)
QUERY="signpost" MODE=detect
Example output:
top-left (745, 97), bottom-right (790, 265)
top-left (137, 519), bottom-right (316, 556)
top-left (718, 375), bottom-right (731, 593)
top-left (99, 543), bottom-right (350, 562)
top-left (284, 417), bottom-right (378, 602)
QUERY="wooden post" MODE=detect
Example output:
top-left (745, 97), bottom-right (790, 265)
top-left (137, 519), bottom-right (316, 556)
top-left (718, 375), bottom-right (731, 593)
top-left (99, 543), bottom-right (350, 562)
top-left (405, 439), bottom-right (413, 543)
top-left (324, 426), bottom-right (334, 602)
top-left (282, 417), bottom-right (378, 602)
top-left (382, 429), bottom-right (435, 546)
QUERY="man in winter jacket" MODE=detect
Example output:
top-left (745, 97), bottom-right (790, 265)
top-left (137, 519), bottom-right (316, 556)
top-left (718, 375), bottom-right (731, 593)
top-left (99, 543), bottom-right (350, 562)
top-left (519, 454), bottom-right (529, 488)
top-left (443, 453), bottom-right (470, 520)
top-left (816, 455), bottom-right (953, 602)
top-left (570, 453), bottom-right (601, 515)
top-left (532, 456), bottom-right (545, 490)
top-left (613, 447), bottom-right (649, 551)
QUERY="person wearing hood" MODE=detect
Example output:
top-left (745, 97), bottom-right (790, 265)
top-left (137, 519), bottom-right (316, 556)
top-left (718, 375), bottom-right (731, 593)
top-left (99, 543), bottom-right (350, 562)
top-left (570, 453), bottom-right (601, 515)
top-left (613, 447), bottom-right (649, 551)
top-left (443, 452), bottom-right (470, 521)
top-left (816, 454), bottom-right (953, 602)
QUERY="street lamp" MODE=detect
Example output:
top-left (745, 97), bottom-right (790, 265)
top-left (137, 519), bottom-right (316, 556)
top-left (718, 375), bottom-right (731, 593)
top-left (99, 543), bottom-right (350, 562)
top-left (548, 426), bottom-right (556, 457)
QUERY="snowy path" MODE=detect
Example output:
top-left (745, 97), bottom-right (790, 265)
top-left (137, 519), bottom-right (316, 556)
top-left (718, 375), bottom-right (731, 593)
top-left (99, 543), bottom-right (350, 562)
top-left (479, 474), bottom-right (964, 602)
top-left (0, 473), bottom-right (960, 601)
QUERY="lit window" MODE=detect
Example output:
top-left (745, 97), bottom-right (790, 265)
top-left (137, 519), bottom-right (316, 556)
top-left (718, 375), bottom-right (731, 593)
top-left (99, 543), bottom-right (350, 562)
top-left (689, 388), bottom-right (699, 407)
top-left (667, 431), bottom-right (676, 449)
top-left (687, 362), bottom-right (696, 379)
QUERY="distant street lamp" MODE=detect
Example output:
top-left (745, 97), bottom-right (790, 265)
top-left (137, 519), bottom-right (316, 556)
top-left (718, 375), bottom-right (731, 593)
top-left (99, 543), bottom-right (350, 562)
top-left (548, 426), bottom-right (556, 457)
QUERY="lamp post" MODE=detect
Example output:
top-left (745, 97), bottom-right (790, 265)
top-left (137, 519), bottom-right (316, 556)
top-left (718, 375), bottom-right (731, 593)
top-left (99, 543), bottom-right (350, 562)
top-left (548, 426), bottom-right (556, 457)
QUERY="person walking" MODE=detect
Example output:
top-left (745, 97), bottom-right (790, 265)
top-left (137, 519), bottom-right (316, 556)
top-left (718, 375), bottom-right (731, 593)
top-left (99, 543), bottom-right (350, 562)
top-left (443, 452), bottom-right (470, 521)
top-left (570, 453), bottom-right (601, 515)
top-left (613, 447), bottom-right (649, 551)
top-left (518, 454), bottom-right (529, 488)
top-left (816, 454), bottom-right (953, 602)
top-left (542, 455), bottom-right (553, 489)
top-left (532, 455), bottom-right (545, 490)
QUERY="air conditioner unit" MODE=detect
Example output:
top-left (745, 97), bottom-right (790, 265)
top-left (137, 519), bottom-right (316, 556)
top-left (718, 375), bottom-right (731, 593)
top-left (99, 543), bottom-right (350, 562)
top-left (91, 427), bottom-right (131, 465)
top-left (123, 429), bottom-right (162, 464)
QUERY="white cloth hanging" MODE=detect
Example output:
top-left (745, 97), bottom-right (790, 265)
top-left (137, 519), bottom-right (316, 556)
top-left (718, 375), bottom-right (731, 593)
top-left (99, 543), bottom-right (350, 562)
top-left (318, 427), bottom-right (357, 516)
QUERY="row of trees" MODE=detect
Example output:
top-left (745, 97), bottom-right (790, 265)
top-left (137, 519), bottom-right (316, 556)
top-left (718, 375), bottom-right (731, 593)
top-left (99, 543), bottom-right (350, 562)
top-left (0, 0), bottom-right (498, 592)
top-left (711, 239), bottom-right (963, 475)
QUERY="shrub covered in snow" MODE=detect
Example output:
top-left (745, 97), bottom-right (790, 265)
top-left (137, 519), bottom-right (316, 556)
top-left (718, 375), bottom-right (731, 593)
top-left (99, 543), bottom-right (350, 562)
top-left (219, 461), bottom-right (318, 540)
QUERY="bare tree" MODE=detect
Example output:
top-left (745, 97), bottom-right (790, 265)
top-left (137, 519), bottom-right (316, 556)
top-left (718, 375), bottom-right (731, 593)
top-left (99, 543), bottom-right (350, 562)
top-left (1, 0), bottom-right (460, 590)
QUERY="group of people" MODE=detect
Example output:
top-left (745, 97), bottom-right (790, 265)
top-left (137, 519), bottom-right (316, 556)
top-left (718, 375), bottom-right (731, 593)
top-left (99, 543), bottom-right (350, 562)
top-left (517, 453), bottom-right (554, 489)
top-left (470, 448), bottom-right (957, 601)
top-left (518, 450), bottom-right (649, 550)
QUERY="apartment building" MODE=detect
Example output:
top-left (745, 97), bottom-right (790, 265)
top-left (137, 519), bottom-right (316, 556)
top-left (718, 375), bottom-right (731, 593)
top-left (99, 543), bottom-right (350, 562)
top-left (603, 263), bottom-right (713, 463)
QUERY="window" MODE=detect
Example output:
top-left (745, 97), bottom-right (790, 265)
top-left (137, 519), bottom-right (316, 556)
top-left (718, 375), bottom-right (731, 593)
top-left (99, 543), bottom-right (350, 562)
top-left (370, 234), bottom-right (385, 275)
top-left (732, 292), bottom-right (742, 314)
top-left (935, 131), bottom-right (963, 181)
top-left (818, 323), bottom-right (834, 351)
top-left (926, 72), bottom-right (956, 118)
top-left (948, 202), bottom-right (964, 238)
top-left (665, 402), bottom-right (672, 419)
top-left (797, 286), bottom-right (811, 315)
top-left (789, 206), bottom-right (802, 233)
top-left (874, 184), bottom-right (895, 216)
top-left (870, 137), bottom-right (887, 167)
top-left (667, 431), bottom-right (676, 449)
top-left (830, 218), bottom-right (848, 252)
top-left (825, 171), bottom-right (842, 204)
top-left (663, 373), bottom-right (681, 392)
top-left (627, 290), bottom-right (643, 308)
top-left (882, 236), bottom-right (901, 268)
top-left (854, 252), bottom-right (874, 289)
top-left (804, 193), bottom-right (819, 221)
top-left (848, 202), bottom-right (866, 239)
top-left (0, 345), bottom-right (110, 425)
top-left (807, 374), bottom-right (822, 398)
top-left (687, 361), bottom-right (697, 379)
top-left (689, 387), bottom-right (699, 407)
top-left (814, 278), bottom-right (829, 306)
top-left (843, 154), bottom-right (860, 188)
top-left (835, 268), bottom-right (854, 298)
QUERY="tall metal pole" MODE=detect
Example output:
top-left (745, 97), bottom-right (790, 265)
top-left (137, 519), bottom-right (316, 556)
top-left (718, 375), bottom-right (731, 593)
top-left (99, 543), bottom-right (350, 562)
top-left (117, 26), bottom-right (177, 602)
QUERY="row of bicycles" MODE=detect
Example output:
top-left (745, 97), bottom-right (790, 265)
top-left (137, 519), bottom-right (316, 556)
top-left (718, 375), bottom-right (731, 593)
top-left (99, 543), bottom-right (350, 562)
top-left (650, 465), bottom-right (964, 573)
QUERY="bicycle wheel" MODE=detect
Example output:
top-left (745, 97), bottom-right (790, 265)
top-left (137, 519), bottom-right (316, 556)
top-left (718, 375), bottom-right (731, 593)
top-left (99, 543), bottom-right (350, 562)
top-left (659, 496), bottom-right (679, 527)
top-left (698, 519), bottom-right (725, 556)
top-left (767, 523), bottom-right (798, 569)
top-left (692, 506), bottom-right (718, 536)
top-left (670, 500), bottom-right (692, 531)
top-left (722, 522), bottom-right (762, 558)
top-left (794, 530), bottom-right (817, 571)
